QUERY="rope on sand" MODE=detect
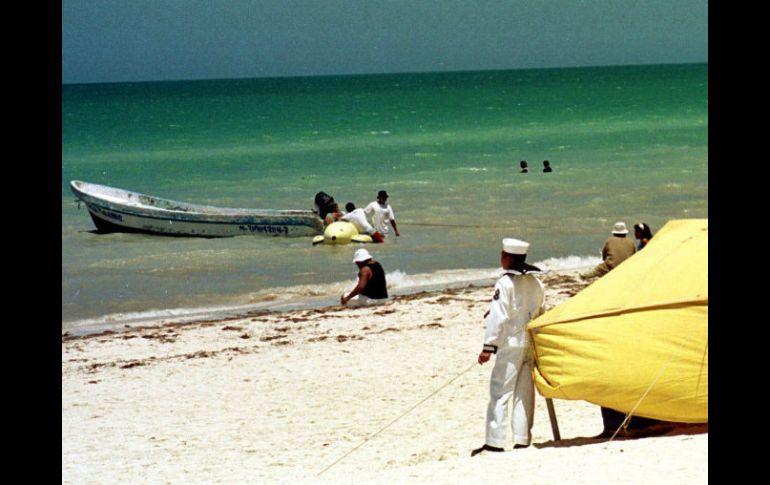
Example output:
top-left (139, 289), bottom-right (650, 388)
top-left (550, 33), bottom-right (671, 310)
top-left (316, 361), bottom-right (478, 477)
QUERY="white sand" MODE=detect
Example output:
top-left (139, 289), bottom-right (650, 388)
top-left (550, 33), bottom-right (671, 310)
top-left (62, 270), bottom-right (707, 484)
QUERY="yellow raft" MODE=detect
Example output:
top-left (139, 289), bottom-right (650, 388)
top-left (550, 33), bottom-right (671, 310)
top-left (312, 221), bottom-right (373, 245)
top-left (529, 219), bottom-right (708, 423)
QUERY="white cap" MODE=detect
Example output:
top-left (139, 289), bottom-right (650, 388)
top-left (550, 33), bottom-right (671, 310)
top-left (353, 248), bottom-right (373, 263)
top-left (612, 222), bottom-right (629, 235)
top-left (502, 238), bottom-right (529, 255)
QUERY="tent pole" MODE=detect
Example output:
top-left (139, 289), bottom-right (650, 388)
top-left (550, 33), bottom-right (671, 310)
top-left (546, 398), bottom-right (561, 441)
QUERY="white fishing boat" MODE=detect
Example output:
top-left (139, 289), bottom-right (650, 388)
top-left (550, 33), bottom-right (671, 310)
top-left (70, 180), bottom-right (325, 237)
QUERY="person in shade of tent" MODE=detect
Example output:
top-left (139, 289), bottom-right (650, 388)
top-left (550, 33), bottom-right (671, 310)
top-left (340, 248), bottom-right (388, 307)
top-left (341, 202), bottom-right (384, 243)
top-left (592, 220), bottom-right (669, 439)
top-left (364, 190), bottom-right (400, 239)
top-left (471, 238), bottom-right (545, 456)
top-left (579, 222), bottom-right (636, 280)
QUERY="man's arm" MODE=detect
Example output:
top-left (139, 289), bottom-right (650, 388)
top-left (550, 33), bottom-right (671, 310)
top-left (388, 207), bottom-right (400, 236)
top-left (341, 266), bottom-right (373, 305)
top-left (390, 218), bottom-right (400, 237)
top-left (477, 280), bottom-right (510, 364)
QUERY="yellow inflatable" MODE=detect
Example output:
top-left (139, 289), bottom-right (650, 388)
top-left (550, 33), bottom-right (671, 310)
top-left (312, 221), bottom-right (374, 245)
top-left (529, 219), bottom-right (708, 423)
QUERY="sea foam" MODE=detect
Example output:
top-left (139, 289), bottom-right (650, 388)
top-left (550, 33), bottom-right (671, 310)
top-left (63, 255), bottom-right (601, 337)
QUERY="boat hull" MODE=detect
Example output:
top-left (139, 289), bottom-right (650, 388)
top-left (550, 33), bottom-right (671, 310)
top-left (71, 181), bottom-right (324, 238)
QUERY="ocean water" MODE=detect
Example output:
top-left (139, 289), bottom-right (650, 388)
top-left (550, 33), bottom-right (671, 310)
top-left (62, 63), bottom-right (708, 334)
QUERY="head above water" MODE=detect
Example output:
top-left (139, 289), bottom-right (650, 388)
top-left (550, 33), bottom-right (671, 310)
top-left (519, 160), bottom-right (528, 168)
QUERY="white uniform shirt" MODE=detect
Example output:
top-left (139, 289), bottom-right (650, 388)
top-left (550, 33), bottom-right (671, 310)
top-left (483, 269), bottom-right (545, 352)
top-left (364, 201), bottom-right (395, 236)
top-left (340, 208), bottom-right (375, 235)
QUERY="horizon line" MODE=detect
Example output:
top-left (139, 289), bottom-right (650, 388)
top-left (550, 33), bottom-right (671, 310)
top-left (62, 60), bottom-right (708, 87)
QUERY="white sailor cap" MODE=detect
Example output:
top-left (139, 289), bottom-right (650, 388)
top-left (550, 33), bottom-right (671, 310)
top-left (502, 238), bottom-right (529, 255)
top-left (353, 248), bottom-right (373, 263)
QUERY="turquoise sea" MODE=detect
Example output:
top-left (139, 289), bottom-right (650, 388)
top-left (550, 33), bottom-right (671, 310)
top-left (62, 63), bottom-right (708, 334)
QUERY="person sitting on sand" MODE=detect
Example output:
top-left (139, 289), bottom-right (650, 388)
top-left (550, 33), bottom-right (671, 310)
top-left (579, 222), bottom-right (636, 279)
top-left (340, 249), bottom-right (388, 307)
top-left (633, 222), bottom-right (653, 250)
top-left (341, 203), bottom-right (384, 243)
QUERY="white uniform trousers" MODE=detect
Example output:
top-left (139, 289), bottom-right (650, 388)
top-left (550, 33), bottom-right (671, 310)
top-left (485, 345), bottom-right (534, 448)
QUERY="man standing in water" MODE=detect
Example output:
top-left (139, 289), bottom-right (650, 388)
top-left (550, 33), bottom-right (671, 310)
top-left (364, 190), bottom-right (400, 239)
top-left (472, 238), bottom-right (545, 456)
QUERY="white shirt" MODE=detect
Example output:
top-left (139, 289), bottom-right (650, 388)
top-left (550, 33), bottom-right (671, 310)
top-left (483, 270), bottom-right (545, 351)
top-left (340, 208), bottom-right (375, 235)
top-left (364, 201), bottom-right (395, 236)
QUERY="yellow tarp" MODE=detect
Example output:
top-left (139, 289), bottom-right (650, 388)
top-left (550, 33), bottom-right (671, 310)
top-left (529, 219), bottom-right (708, 423)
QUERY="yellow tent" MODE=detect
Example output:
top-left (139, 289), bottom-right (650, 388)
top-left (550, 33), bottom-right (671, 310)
top-left (529, 219), bottom-right (708, 423)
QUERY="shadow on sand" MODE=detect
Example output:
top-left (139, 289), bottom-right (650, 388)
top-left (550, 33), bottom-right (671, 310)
top-left (534, 423), bottom-right (708, 449)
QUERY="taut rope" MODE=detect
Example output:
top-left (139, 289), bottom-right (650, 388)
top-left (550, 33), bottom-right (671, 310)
top-left (316, 361), bottom-right (477, 477)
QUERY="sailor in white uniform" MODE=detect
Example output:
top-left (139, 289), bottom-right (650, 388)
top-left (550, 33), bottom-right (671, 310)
top-left (472, 238), bottom-right (545, 456)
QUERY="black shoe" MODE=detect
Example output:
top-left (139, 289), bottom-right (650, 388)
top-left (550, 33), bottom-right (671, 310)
top-left (513, 444), bottom-right (530, 449)
top-left (470, 444), bottom-right (504, 457)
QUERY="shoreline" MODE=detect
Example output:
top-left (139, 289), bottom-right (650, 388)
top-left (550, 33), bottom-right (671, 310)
top-left (62, 259), bottom-right (601, 337)
top-left (62, 268), bottom-right (707, 483)
top-left (61, 276), bottom-right (501, 339)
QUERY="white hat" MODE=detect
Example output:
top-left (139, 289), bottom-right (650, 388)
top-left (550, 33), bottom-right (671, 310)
top-left (502, 238), bottom-right (529, 255)
top-left (612, 222), bottom-right (629, 235)
top-left (353, 248), bottom-right (373, 263)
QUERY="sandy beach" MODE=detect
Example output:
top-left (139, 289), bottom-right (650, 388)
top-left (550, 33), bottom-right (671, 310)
top-left (61, 269), bottom-right (707, 484)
